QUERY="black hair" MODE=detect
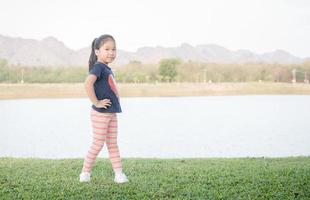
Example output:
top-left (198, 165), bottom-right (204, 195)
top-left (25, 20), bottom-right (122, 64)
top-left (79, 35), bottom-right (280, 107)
top-left (88, 34), bottom-right (115, 71)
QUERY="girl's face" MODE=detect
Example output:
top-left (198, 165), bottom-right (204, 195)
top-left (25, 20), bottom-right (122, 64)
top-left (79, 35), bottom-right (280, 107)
top-left (95, 40), bottom-right (116, 64)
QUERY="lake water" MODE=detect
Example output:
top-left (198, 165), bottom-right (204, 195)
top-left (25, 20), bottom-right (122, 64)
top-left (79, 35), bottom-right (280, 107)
top-left (0, 95), bottom-right (309, 159)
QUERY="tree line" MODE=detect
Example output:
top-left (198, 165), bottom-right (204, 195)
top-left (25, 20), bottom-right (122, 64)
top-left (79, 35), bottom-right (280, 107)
top-left (0, 58), bottom-right (309, 83)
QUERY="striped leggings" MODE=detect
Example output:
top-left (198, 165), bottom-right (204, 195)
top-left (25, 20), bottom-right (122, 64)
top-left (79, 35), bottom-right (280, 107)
top-left (81, 108), bottom-right (123, 173)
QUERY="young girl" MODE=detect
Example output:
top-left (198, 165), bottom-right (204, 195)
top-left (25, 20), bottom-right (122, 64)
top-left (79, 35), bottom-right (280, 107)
top-left (79, 34), bottom-right (128, 183)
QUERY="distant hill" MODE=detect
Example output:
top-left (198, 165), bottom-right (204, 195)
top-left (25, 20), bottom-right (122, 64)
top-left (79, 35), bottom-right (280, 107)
top-left (0, 34), bottom-right (306, 67)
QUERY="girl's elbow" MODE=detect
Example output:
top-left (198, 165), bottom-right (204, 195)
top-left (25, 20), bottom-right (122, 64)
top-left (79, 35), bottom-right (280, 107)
top-left (84, 75), bottom-right (96, 90)
top-left (84, 80), bottom-right (93, 89)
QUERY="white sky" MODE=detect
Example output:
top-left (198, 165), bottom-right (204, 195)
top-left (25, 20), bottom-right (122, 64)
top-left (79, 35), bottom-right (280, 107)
top-left (0, 0), bottom-right (309, 57)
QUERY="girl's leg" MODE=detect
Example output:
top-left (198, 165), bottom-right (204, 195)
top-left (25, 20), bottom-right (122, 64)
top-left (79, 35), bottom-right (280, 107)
top-left (81, 109), bottom-right (110, 173)
top-left (106, 113), bottom-right (123, 173)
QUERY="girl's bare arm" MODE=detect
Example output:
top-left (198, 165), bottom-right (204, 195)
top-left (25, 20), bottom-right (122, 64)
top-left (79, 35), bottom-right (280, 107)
top-left (84, 74), bottom-right (111, 108)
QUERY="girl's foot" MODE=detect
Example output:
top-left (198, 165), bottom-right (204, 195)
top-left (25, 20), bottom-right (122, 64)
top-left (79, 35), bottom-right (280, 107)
top-left (79, 172), bottom-right (91, 182)
top-left (114, 171), bottom-right (129, 183)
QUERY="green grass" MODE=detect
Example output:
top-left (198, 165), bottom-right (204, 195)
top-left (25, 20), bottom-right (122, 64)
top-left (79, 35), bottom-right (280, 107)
top-left (1, 157), bottom-right (310, 199)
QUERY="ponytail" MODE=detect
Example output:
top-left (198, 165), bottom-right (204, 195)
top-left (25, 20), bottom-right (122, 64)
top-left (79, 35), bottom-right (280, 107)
top-left (88, 38), bottom-right (97, 71)
top-left (88, 34), bottom-right (116, 71)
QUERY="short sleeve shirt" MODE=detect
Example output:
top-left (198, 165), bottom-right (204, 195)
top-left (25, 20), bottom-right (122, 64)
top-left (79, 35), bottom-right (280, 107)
top-left (89, 61), bottom-right (122, 113)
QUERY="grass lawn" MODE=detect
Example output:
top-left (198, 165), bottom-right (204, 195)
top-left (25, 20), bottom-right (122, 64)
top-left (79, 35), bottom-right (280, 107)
top-left (0, 157), bottom-right (309, 199)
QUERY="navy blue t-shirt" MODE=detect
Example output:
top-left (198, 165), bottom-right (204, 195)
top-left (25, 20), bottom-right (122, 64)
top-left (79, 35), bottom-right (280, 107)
top-left (89, 61), bottom-right (122, 113)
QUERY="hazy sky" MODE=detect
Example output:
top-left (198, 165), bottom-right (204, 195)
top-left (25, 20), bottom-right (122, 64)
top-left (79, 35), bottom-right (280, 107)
top-left (0, 0), bottom-right (309, 57)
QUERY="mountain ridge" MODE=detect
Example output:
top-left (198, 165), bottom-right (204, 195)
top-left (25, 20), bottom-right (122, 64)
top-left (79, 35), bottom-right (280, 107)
top-left (0, 34), bottom-right (306, 67)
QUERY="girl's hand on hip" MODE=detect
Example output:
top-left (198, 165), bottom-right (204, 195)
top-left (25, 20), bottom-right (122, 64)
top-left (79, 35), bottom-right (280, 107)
top-left (95, 99), bottom-right (112, 109)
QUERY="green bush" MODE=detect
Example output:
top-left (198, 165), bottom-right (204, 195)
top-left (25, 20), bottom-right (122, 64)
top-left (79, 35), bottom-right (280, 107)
top-left (159, 58), bottom-right (180, 82)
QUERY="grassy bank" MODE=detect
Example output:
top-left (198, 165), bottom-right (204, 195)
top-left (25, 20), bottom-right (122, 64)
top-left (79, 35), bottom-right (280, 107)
top-left (0, 157), bottom-right (309, 199)
top-left (1, 82), bottom-right (310, 99)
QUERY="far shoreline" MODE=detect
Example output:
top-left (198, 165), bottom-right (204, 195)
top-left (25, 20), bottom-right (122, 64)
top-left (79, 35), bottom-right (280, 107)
top-left (0, 82), bottom-right (310, 99)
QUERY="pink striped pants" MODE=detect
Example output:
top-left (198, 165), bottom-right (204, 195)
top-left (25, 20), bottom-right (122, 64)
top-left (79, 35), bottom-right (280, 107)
top-left (81, 108), bottom-right (123, 173)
